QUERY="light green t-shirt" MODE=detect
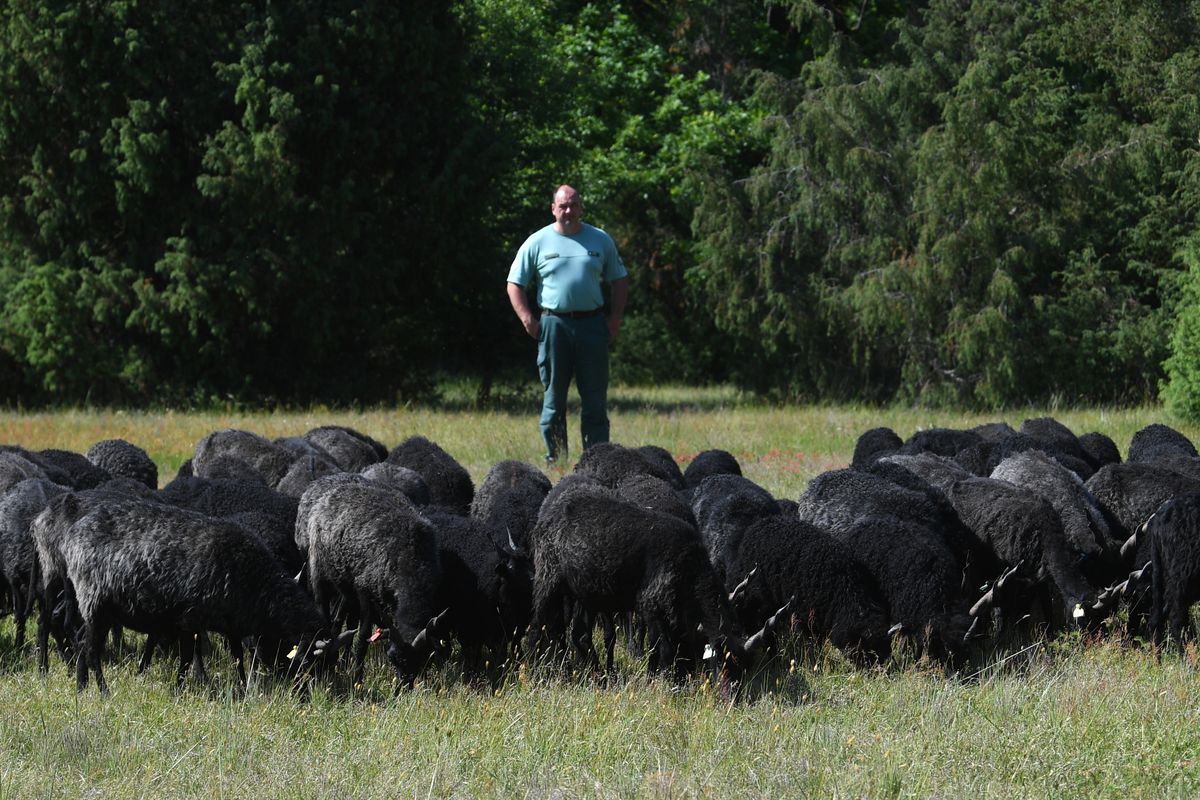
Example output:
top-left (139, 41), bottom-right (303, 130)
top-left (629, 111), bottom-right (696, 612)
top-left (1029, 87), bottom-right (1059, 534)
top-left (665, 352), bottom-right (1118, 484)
top-left (506, 223), bottom-right (627, 312)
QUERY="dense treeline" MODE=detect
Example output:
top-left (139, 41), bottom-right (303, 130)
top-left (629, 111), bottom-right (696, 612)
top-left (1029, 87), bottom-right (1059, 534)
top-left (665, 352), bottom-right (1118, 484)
top-left (1, 0), bottom-right (1198, 409)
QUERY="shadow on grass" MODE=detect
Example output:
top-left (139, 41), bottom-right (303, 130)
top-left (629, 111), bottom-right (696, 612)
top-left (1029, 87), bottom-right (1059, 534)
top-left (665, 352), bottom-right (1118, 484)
top-left (428, 378), bottom-right (757, 416)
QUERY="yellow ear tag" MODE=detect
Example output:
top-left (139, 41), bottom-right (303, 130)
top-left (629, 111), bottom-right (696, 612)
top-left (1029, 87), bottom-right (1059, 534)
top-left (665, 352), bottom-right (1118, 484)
top-left (287, 645), bottom-right (300, 660)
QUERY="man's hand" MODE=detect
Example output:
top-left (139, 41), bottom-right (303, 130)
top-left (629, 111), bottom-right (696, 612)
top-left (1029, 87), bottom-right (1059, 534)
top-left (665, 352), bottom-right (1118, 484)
top-left (507, 282), bottom-right (540, 340)
top-left (522, 313), bottom-right (541, 340)
top-left (607, 316), bottom-right (622, 344)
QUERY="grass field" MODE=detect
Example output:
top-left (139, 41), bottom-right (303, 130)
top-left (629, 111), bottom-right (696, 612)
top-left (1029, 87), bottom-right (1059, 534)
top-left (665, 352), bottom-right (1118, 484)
top-left (0, 387), bottom-right (1198, 798)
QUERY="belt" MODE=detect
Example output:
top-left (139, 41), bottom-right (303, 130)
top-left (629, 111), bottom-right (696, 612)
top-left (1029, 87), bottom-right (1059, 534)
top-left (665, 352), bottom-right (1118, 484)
top-left (542, 308), bottom-right (603, 319)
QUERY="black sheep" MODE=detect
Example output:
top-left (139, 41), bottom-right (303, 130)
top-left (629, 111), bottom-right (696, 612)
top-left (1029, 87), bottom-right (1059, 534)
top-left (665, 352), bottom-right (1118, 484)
top-left (387, 436), bottom-right (474, 515)
top-left (634, 445), bottom-right (686, 490)
top-left (0, 451), bottom-right (48, 494)
top-left (275, 454), bottom-right (343, 498)
top-left (303, 425), bottom-right (386, 472)
top-left (86, 439), bottom-right (158, 489)
top-left (469, 460), bottom-right (551, 551)
top-left (304, 480), bottom-right (445, 686)
top-left (682, 449), bottom-right (744, 489)
top-left (898, 427), bottom-right (983, 459)
top-left (573, 442), bottom-right (678, 488)
top-left (528, 481), bottom-right (765, 678)
top-left (1147, 493), bottom-right (1200, 646)
top-left (615, 473), bottom-right (696, 526)
top-left (192, 429), bottom-right (296, 488)
top-left (945, 477), bottom-right (1096, 630)
top-left (359, 463), bottom-right (431, 506)
top-left (1128, 423), bottom-right (1198, 465)
top-left (1078, 432), bottom-right (1121, 471)
top-left (726, 514), bottom-right (891, 663)
top-left (422, 509), bottom-right (533, 676)
top-left (690, 474), bottom-right (780, 584)
top-left (35, 449), bottom-right (110, 489)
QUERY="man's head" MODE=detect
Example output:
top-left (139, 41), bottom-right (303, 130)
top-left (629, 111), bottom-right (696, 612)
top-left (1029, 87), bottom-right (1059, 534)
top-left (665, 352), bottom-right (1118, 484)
top-left (551, 185), bottom-right (583, 235)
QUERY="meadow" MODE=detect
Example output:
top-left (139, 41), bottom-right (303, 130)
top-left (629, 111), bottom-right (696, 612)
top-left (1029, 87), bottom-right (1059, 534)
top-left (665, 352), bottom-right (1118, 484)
top-left (0, 387), bottom-right (1197, 799)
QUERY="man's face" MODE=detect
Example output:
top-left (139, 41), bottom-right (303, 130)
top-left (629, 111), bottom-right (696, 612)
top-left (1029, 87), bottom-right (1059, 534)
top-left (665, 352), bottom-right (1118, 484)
top-left (551, 189), bottom-right (582, 234)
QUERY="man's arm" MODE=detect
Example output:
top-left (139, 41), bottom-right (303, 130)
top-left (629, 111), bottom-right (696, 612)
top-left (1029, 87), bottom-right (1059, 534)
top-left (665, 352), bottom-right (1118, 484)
top-left (507, 281), bottom-right (540, 339)
top-left (607, 277), bottom-right (628, 344)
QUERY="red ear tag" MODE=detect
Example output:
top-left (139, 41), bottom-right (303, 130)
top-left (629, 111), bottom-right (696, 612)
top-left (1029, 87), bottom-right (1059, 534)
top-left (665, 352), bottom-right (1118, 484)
top-left (368, 627), bottom-right (384, 643)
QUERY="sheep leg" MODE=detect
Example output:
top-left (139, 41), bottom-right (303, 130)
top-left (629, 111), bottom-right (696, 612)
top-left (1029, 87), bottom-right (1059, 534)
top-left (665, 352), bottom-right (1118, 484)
top-left (35, 585), bottom-right (54, 673)
top-left (352, 590), bottom-right (372, 687)
top-left (76, 620), bottom-right (107, 694)
top-left (601, 613), bottom-right (616, 674)
top-left (137, 634), bottom-right (160, 674)
top-left (12, 580), bottom-right (28, 650)
top-left (176, 634), bottom-right (195, 689)
top-left (191, 633), bottom-right (210, 684)
top-left (227, 635), bottom-right (247, 687)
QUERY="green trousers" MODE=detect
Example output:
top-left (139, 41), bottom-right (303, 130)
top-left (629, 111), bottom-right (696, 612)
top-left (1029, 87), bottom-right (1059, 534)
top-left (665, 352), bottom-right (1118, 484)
top-left (537, 313), bottom-right (610, 460)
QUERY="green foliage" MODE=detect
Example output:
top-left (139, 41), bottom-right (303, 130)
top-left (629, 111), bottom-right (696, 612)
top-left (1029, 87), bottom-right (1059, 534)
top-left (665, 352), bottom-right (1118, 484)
top-left (0, 0), bottom-right (1196, 406)
top-left (1163, 239), bottom-right (1200, 421)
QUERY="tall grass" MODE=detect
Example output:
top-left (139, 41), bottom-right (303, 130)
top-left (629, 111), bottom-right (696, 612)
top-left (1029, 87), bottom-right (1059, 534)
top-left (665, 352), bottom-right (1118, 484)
top-left (0, 389), bottom-right (1196, 798)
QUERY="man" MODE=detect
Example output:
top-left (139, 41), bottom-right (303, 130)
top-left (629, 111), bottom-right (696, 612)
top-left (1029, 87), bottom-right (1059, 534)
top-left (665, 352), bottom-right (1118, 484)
top-left (506, 185), bottom-right (628, 465)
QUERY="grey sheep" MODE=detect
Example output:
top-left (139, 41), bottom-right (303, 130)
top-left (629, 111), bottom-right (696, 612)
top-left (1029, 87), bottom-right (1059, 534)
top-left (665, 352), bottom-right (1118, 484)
top-left (690, 474), bottom-right (780, 583)
top-left (0, 478), bottom-right (69, 648)
top-left (991, 450), bottom-right (1121, 587)
top-left (0, 451), bottom-right (48, 494)
top-left (34, 449), bottom-right (110, 489)
top-left (1128, 423), bottom-right (1198, 465)
top-left (57, 497), bottom-right (329, 692)
top-left (615, 473), bottom-right (696, 526)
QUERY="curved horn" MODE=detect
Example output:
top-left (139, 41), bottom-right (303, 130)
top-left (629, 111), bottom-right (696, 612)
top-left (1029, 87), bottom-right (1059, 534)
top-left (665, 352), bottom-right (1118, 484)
top-left (507, 526), bottom-right (520, 554)
top-left (970, 588), bottom-right (995, 618)
top-left (887, 622), bottom-right (904, 636)
top-left (743, 597), bottom-right (794, 655)
top-left (728, 565), bottom-right (759, 603)
top-left (1129, 560), bottom-right (1152, 584)
top-left (1120, 531), bottom-right (1139, 561)
top-left (962, 615), bottom-right (984, 644)
top-left (410, 607), bottom-right (452, 653)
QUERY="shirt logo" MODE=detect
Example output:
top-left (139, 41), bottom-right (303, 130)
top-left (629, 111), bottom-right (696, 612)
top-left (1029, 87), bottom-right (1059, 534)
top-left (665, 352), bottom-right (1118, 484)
top-left (588, 250), bottom-right (600, 257)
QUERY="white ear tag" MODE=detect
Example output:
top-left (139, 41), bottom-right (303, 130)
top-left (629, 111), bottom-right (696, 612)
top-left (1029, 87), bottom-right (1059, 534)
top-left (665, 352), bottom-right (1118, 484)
top-left (702, 644), bottom-right (716, 661)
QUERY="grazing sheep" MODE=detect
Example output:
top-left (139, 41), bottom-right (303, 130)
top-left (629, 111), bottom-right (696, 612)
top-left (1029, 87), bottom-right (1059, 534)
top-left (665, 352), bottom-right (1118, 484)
top-left (423, 509), bottom-right (533, 676)
top-left (0, 478), bottom-right (69, 648)
top-left (898, 427), bottom-right (983, 459)
top-left (991, 450), bottom-right (1121, 587)
top-left (85, 439), bottom-right (158, 489)
top-left (192, 429), bottom-right (296, 488)
top-left (1128, 424), bottom-right (1198, 465)
top-left (1147, 494), bottom-right (1200, 646)
top-left (634, 445), bottom-right (686, 490)
top-left (387, 436), bottom-right (474, 515)
top-left (1078, 432), bottom-right (1121, 471)
top-left (944, 477), bottom-right (1096, 630)
top-left (833, 513), bottom-right (974, 664)
top-left (469, 460), bottom-right (550, 551)
top-left (850, 428), bottom-right (902, 469)
top-left (303, 426), bottom-right (387, 472)
top-left (528, 481), bottom-right (764, 678)
top-left (615, 473), bottom-right (696, 526)
top-left (690, 474), bottom-right (780, 583)
top-left (359, 463), bottom-right (431, 506)
top-left (725, 514), bottom-right (892, 663)
top-left (57, 497), bottom-right (329, 692)
top-left (1020, 417), bottom-right (1091, 465)
top-left (35, 449), bottom-right (110, 489)
top-left (0, 451), bottom-right (48, 494)
top-left (682, 449), bottom-right (744, 489)
top-left (160, 475), bottom-right (298, 540)
top-left (796, 469), bottom-right (980, 662)
top-left (304, 480), bottom-right (445, 685)
top-left (275, 454), bottom-right (343, 498)
top-left (574, 442), bottom-right (678, 488)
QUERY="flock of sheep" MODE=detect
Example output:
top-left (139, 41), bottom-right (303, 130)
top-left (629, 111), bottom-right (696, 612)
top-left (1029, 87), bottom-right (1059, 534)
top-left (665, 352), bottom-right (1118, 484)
top-left (0, 416), bottom-right (1198, 695)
